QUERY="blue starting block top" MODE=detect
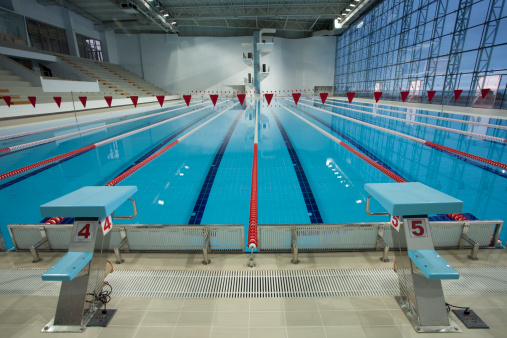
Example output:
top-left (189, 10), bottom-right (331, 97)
top-left (40, 186), bottom-right (137, 219)
top-left (408, 250), bottom-right (460, 280)
top-left (41, 251), bottom-right (93, 282)
top-left (364, 182), bottom-right (463, 216)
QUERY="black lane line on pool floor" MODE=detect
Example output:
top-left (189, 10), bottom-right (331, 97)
top-left (271, 109), bottom-right (323, 224)
top-left (290, 104), bottom-right (408, 181)
top-left (0, 108), bottom-right (219, 192)
top-left (106, 108), bottom-right (222, 184)
top-left (188, 109), bottom-right (244, 225)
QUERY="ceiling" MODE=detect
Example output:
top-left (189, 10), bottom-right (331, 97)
top-left (37, 0), bottom-right (362, 38)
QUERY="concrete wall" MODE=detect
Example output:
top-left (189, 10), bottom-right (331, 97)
top-left (116, 34), bottom-right (336, 95)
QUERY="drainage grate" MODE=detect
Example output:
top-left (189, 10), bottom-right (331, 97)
top-left (1, 267), bottom-right (506, 298)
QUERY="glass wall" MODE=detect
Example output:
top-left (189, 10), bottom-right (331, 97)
top-left (26, 18), bottom-right (70, 55)
top-left (76, 34), bottom-right (103, 61)
top-left (0, 7), bottom-right (27, 45)
top-left (335, 0), bottom-right (507, 109)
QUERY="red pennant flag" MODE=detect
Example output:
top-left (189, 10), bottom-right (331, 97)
top-left (79, 96), bottom-right (87, 108)
top-left (481, 88), bottom-right (490, 99)
top-left (237, 94), bottom-right (246, 106)
top-left (28, 96), bottom-right (36, 107)
top-left (210, 94), bottom-right (218, 106)
top-left (156, 95), bottom-right (165, 107)
top-left (427, 90), bottom-right (436, 102)
top-left (320, 92), bottom-right (328, 104)
top-left (104, 96), bottom-right (112, 107)
top-left (130, 96), bottom-right (138, 107)
top-left (53, 96), bottom-right (62, 108)
top-left (265, 93), bottom-right (274, 106)
top-left (454, 90), bottom-right (463, 101)
top-left (374, 92), bottom-right (383, 103)
top-left (2, 96), bottom-right (11, 107)
top-left (347, 92), bottom-right (355, 103)
top-left (400, 91), bottom-right (409, 102)
top-left (292, 93), bottom-right (301, 105)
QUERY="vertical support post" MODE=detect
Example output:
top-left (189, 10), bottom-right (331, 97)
top-left (291, 227), bottom-right (299, 264)
top-left (376, 225), bottom-right (390, 262)
top-left (202, 227), bottom-right (211, 265)
top-left (253, 31), bottom-right (261, 97)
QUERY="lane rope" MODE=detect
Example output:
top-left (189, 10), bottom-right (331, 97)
top-left (301, 98), bottom-right (506, 144)
top-left (0, 101), bottom-right (228, 182)
top-left (295, 99), bottom-right (507, 170)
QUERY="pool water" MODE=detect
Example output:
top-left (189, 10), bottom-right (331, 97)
top-left (0, 97), bottom-right (506, 250)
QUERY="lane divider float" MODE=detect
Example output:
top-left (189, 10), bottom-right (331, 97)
top-left (301, 98), bottom-right (506, 144)
top-left (0, 101), bottom-right (209, 154)
top-left (248, 99), bottom-right (260, 250)
top-left (0, 101), bottom-right (229, 182)
top-left (295, 99), bottom-right (507, 171)
top-left (105, 103), bottom-right (238, 186)
top-left (324, 97), bottom-right (507, 132)
top-left (0, 101), bottom-right (187, 142)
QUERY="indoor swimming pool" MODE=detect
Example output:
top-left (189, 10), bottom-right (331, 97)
top-left (0, 97), bottom-right (506, 250)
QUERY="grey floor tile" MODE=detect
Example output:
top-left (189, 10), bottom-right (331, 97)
top-left (320, 310), bottom-right (360, 326)
top-left (140, 311), bottom-right (179, 326)
top-left (96, 326), bottom-right (139, 338)
top-left (215, 298), bottom-right (249, 312)
top-left (250, 298), bottom-right (284, 311)
top-left (287, 326), bottom-right (326, 338)
top-left (210, 327), bottom-right (248, 338)
top-left (172, 326), bottom-right (212, 338)
top-left (250, 311), bottom-right (286, 327)
top-left (177, 311), bottom-right (214, 326)
top-left (362, 326), bottom-right (403, 338)
top-left (249, 327), bottom-right (287, 338)
top-left (108, 310), bottom-right (146, 327)
top-left (213, 311), bottom-right (249, 327)
top-left (117, 298), bottom-right (153, 311)
top-left (351, 297), bottom-right (388, 311)
top-left (325, 326), bottom-right (366, 337)
top-left (317, 297), bottom-right (354, 311)
top-left (283, 298), bottom-right (319, 312)
top-left (182, 299), bottom-right (217, 311)
top-left (285, 311), bottom-right (322, 327)
top-left (148, 298), bottom-right (184, 311)
top-left (355, 310), bottom-right (396, 327)
top-left (135, 326), bottom-right (174, 337)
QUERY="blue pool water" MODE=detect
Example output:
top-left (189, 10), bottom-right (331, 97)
top-left (0, 97), bottom-right (506, 250)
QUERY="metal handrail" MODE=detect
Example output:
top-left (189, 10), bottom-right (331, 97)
top-left (365, 196), bottom-right (389, 216)
top-left (112, 197), bottom-right (137, 220)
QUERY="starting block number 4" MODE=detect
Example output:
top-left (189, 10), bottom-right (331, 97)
top-left (75, 222), bottom-right (93, 241)
top-left (407, 218), bottom-right (428, 238)
top-left (100, 215), bottom-right (113, 236)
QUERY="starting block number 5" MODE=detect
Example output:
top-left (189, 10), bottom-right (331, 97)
top-left (75, 222), bottom-right (93, 241)
top-left (408, 218), bottom-right (428, 238)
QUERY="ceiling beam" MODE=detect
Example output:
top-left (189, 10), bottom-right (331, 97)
top-left (37, 0), bottom-right (103, 24)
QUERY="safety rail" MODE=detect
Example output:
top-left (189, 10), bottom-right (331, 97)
top-left (8, 224), bottom-right (244, 265)
top-left (258, 221), bottom-right (502, 264)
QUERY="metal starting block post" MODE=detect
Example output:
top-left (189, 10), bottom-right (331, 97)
top-left (364, 182), bottom-right (463, 333)
top-left (39, 186), bottom-right (137, 333)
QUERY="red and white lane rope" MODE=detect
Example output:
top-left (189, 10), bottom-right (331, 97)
top-left (0, 101), bottom-right (227, 182)
top-left (295, 100), bottom-right (507, 170)
top-left (280, 105), bottom-right (407, 183)
top-left (105, 103), bottom-right (238, 186)
top-left (300, 98), bottom-right (506, 144)
top-left (0, 101), bottom-right (208, 153)
top-left (0, 101), bottom-right (187, 142)
top-left (325, 97), bottom-right (507, 132)
top-left (248, 100), bottom-right (260, 250)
